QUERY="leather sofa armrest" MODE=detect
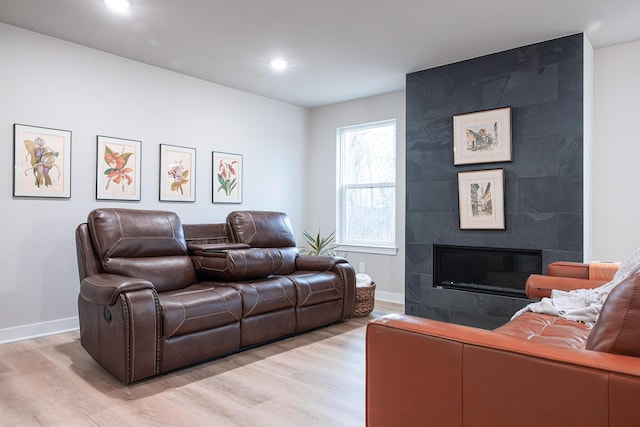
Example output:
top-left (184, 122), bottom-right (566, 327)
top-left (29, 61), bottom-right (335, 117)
top-left (295, 254), bottom-right (348, 271)
top-left (80, 273), bottom-right (154, 305)
top-left (295, 255), bottom-right (356, 319)
top-left (547, 261), bottom-right (589, 278)
top-left (525, 274), bottom-right (608, 299)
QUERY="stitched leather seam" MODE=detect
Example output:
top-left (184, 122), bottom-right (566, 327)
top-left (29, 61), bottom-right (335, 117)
top-left (246, 215), bottom-right (257, 244)
top-left (244, 284), bottom-right (259, 317)
top-left (164, 301), bottom-right (187, 338)
top-left (611, 277), bottom-right (640, 351)
top-left (297, 277), bottom-right (312, 306)
top-left (120, 293), bottom-right (132, 384)
top-left (128, 293), bottom-right (137, 381)
top-left (167, 211), bottom-right (188, 252)
top-left (106, 209), bottom-right (125, 259)
top-left (214, 288), bottom-right (240, 321)
top-left (277, 276), bottom-right (296, 306)
top-left (152, 290), bottom-right (161, 375)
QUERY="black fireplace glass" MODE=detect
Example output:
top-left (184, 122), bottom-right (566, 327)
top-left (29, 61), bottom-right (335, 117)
top-left (433, 244), bottom-right (542, 297)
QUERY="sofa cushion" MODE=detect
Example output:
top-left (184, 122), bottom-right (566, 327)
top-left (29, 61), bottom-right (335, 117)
top-left (227, 211), bottom-right (296, 248)
top-left (221, 276), bottom-right (296, 317)
top-left (158, 283), bottom-right (242, 338)
top-left (284, 271), bottom-right (344, 308)
top-left (586, 274), bottom-right (640, 356)
top-left (494, 312), bottom-right (590, 349)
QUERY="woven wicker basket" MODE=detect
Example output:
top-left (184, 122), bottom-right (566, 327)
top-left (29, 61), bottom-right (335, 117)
top-left (354, 282), bottom-right (376, 317)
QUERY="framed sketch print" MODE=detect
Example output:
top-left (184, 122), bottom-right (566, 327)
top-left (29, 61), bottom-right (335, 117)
top-left (96, 135), bottom-right (141, 201)
top-left (458, 168), bottom-right (505, 230)
top-left (213, 151), bottom-right (242, 204)
top-left (159, 144), bottom-right (196, 202)
top-left (453, 107), bottom-right (511, 165)
top-left (13, 123), bottom-right (72, 198)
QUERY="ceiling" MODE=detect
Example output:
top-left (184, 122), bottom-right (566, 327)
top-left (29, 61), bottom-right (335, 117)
top-left (1, 0), bottom-right (640, 108)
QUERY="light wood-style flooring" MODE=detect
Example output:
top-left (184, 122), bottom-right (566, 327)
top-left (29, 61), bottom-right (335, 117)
top-left (0, 300), bottom-right (403, 426)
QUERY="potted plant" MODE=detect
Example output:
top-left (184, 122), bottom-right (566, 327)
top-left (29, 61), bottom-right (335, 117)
top-left (302, 229), bottom-right (336, 256)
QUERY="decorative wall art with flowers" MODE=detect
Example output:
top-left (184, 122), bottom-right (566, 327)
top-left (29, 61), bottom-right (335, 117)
top-left (159, 144), bottom-right (196, 202)
top-left (212, 151), bottom-right (242, 203)
top-left (96, 135), bottom-right (141, 201)
top-left (13, 123), bottom-right (72, 198)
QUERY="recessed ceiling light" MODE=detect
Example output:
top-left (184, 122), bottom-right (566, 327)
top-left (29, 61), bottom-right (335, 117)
top-left (270, 59), bottom-right (289, 72)
top-left (104, 0), bottom-right (132, 13)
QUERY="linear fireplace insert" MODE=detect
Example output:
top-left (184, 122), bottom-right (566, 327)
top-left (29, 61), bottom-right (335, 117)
top-left (433, 244), bottom-right (542, 297)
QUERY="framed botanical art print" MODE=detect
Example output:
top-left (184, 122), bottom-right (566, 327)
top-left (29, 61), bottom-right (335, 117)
top-left (458, 168), bottom-right (505, 230)
top-left (13, 123), bottom-right (72, 198)
top-left (96, 135), bottom-right (141, 201)
top-left (213, 151), bottom-right (242, 203)
top-left (159, 144), bottom-right (196, 202)
top-left (453, 107), bottom-right (511, 165)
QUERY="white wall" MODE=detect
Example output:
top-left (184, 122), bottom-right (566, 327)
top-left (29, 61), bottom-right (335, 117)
top-left (592, 39), bottom-right (640, 262)
top-left (0, 23), bottom-right (308, 342)
top-left (307, 91), bottom-right (406, 302)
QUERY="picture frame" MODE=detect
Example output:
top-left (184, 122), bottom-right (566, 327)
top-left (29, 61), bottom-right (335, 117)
top-left (458, 168), bottom-right (505, 230)
top-left (159, 144), bottom-right (196, 202)
top-left (96, 135), bottom-right (141, 201)
top-left (453, 107), bottom-right (511, 165)
top-left (13, 123), bottom-right (72, 198)
top-left (213, 151), bottom-right (242, 204)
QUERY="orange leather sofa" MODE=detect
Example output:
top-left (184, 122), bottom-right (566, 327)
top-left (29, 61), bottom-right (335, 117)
top-left (366, 262), bottom-right (640, 426)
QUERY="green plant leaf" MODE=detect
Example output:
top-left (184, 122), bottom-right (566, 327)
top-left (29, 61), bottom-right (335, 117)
top-left (303, 229), bottom-right (336, 256)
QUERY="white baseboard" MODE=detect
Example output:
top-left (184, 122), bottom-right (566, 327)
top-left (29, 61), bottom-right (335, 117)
top-left (0, 317), bottom-right (79, 344)
top-left (375, 291), bottom-right (404, 304)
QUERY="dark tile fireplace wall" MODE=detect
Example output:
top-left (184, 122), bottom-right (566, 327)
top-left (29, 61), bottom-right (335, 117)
top-left (405, 34), bottom-right (584, 329)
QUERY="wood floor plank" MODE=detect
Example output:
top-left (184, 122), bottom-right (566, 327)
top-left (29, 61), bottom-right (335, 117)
top-left (0, 300), bottom-right (402, 426)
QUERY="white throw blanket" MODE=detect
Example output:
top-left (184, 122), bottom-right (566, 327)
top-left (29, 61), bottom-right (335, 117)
top-left (511, 247), bottom-right (640, 327)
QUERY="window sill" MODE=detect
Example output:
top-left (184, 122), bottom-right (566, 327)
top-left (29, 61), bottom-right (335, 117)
top-left (335, 243), bottom-right (398, 256)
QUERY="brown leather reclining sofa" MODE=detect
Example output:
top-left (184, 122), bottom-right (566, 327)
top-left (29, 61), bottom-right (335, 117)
top-left (76, 208), bottom-right (355, 383)
top-left (366, 262), bottom-right (640, 427)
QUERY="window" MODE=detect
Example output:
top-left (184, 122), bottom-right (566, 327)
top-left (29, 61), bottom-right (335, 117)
top-left (337, 120), bottom-right (396, 253)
